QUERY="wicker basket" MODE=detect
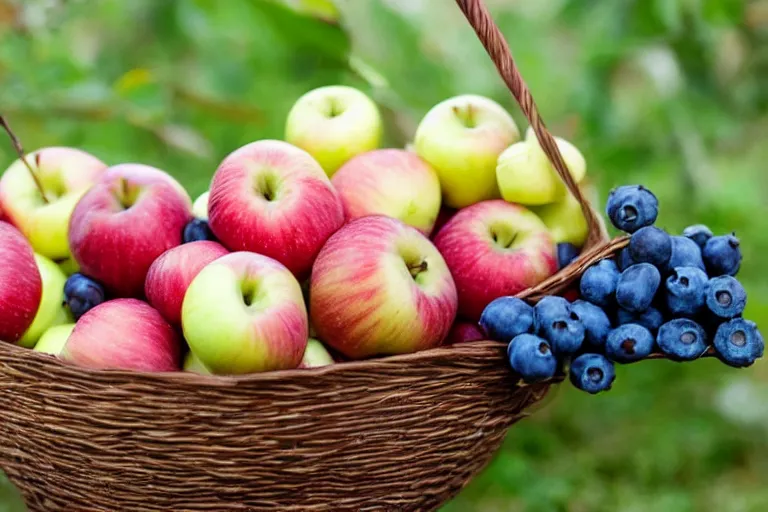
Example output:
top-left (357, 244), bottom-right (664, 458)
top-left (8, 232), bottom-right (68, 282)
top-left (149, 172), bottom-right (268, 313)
top-left (0, 1), bottom-right (624, 510)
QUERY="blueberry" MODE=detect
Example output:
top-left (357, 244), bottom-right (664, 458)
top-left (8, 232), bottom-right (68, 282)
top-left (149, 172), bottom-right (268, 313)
top-left (616, 247), bottom-right (635, 271)
top-left (616, 307), bottom-right (664, 334)
top-left (507, 334), bottom-right (558, 382)
top-left (569, 353), bottom-right (616, 394)
top-left (665, 266), bottom-right (708, 317)
top-left (557, 243), bottom-right (581, 270)
top-left (703, 233), bottom-right (742, 277)
top-left (668, 236), bottom-right (705, 273)
top-left (480, 297), bottom-right (534, 342)
top-left (183, 218), bottom-right (217, 243)
top-left (656, 318), bottom-right (708, 361)
top-left (605, 324), bottom-right (655, 363)
top-left (615, 263), bottom-right (660, 313)
top-left (704, 276), bottom-right (746, 319)
top-left (713, 318), bottom-right (764, 367)
top-left (579, 259), bottom-right (619, 308)
top-left (533, 296), bottom-right (572, 331)
top-left (683, 224), bottom-right (713, 249)
top-left (605, 185), bottom-right (659, 233)
top-left (628, 226), bottom-right (671, 269)
top-left (572, 300), bottom-right (612, 348)
top-left (63, 273), bottom-right (106, 321)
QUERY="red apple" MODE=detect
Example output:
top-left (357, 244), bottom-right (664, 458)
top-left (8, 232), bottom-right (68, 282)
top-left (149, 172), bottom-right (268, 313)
top-left (445, 321), bottom-right (486, 345)
top-left (68, 164), bottom-right (192, 297)
top-left (144, 241), bottom-right (229, 327)
top-left (434, 200), bottom-right (557, 321)
top-left (62, 299), bottom-right (182, 372)
top-left (310, 215), bottom-right (458, 359)
top-left (208, 140), bottom-right (345, 279)
top-left (331, 149), bottom-right (441, 235)
top-left (0, 221), bottom-right (42, 342)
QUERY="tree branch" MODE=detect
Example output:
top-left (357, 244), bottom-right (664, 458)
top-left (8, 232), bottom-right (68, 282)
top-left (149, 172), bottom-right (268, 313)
top-left (0, 115), bottom-right (48, 202)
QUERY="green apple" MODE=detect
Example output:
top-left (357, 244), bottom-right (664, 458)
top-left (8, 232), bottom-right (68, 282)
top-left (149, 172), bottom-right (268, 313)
top-left (532, 189), bottom-right (589, 247)
top-left (19, 253), bottom-right (73, 348)
top-left (0, 147), bottom-right (107, 260)
top-left (182, 252), bottom-right (308, 374)
top-left (183, 351), bottom-right (212, 375)
top-left (285, 85), bottom-right (382, 177)
top-left (414, 94), bottom-right (520, 208)
top-left (57, 256), bottom-right (80, 276)
top-left (33, 323), bottom-right (75, 356)
top-left (496, 128), bottom-right (586, 205)
top-left (299, 338), bottom-right (334, 368)
top-left (192, 190), bottom-right (209, 219)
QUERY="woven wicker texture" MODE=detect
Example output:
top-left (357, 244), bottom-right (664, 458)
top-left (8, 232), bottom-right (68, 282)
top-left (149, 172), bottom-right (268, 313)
top-left (0, 0), bottom-right (617, 510)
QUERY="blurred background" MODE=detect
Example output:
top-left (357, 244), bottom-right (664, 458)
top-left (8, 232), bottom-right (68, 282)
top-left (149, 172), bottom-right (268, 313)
top-left (1, 0), bottom-right (768, 510)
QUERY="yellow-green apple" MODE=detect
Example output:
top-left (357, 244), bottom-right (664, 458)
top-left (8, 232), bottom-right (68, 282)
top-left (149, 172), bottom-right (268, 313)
top-left (310, 215), bottom-right (458, 359)
top-left (285, 85), bottom-right (382, 177)
top-left (69, 164), bottom-right (192, 297)
top-left (19, 253), bottom-right (73, 348)
top-left (434, 200), bottom-right (557, 321)
top-left (208, 140), bottom-right (344, 279)
top-left (33, 323), bottom-right (75, 356)
top-left (414, 94), bottom-right (520, 208)
top-left (496, 127), bottom-right (586, 205)
top-left (192, 190), bottom-right (209, 219)
top-left (0, 147), bottom-right (107, 260)
top-left (445, 321), bottom-right (486, 345)
top-left (182, 251), bottom-right (308, 374)
top-left (62, 299), bottom-right (181, 372)
top-left (144, 241), bottom-right (228, 327)
top-left (57, 257), bottom-right (80, 276)
top-left (0, 221), bottom-right (42, 342)
top-left (331, 149), bottom-right (442, 236)
top-left (532, 191), bottom-right (589, 247)
top-left (298, 338), bottom-right (334, 368)
top-left (183, 351), bottom-right (211, 375)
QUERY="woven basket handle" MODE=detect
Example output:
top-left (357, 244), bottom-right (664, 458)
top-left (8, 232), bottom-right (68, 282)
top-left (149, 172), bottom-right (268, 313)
top-left (455, 0), bottom-right (603, 248)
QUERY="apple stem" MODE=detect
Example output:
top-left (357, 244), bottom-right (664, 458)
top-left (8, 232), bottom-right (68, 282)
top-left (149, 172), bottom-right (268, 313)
top-left (408, 260), bottom-right (428, 278)
top-left (0, 115), bottom-right (48, 204)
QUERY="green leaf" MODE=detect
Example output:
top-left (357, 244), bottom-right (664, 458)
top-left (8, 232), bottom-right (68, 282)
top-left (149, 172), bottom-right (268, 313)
top-left (0, 471), bottom-right (27, 512)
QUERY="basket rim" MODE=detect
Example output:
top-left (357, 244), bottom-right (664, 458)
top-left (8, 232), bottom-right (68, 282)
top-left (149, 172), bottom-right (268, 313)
top-left (0, 338), bottom-right (510, 386)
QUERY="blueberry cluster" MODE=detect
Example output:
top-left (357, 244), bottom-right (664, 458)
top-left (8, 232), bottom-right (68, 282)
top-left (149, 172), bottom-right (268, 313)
top-left (480, 184), bottom-right (764, 395)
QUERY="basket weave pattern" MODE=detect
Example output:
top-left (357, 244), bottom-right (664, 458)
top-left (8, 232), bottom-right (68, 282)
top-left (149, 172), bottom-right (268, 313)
top-left (0, 0), bottom-right (615, 510)
top-left (0, 343), bottom-right (549, 511)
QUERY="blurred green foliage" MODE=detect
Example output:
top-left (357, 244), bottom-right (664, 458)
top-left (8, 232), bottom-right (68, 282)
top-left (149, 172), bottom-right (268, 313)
top-left (1, 0), bottom-right (767, 510)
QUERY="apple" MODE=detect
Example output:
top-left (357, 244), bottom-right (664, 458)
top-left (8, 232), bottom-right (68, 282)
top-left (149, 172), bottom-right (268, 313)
top-left (19, 253), bottom-right (73, 348)
top-left (285, 85), bottom-right (383, 177)
top-left (445, 321), bottom-right (486, 345)
top-left (431, 206), bottom-right (457, 240)
top-left (299, 338), bottom-right (334, 368)
top-left (0, 221), bottom-right (42, 343)
top-left (62, 299), bottom-right (182, 372)
top-left (57, 257), bottom-right (80, 276)
top-left (414, 94), bottom-right (520, 208)
top-left (192, 190), bottom-right (209, 219)
top-left (310, 215), bottom-right (458, 359)
top-left (182, 251), bottom-right (308, 374)
top-left (496, 127), bottom-right (586, 206)
top-left (33, 323), bottom-right (75, 356)
top-left (331, 149), bottom-right (441, 236)
top-left (144, 241), bottom-right (228, 327)
top-left (434, 200), bottom-right (557, 321)
top-left (68, 163), bottom-right (192, 297)
top-left (183, 351), bottom-right (211, 375)
top-left (0, 147), bottom-right (107, 260)
top-left (532, 190), bottom-right (589, 247)
top-left (208, 140), bottom-right (344, 279)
